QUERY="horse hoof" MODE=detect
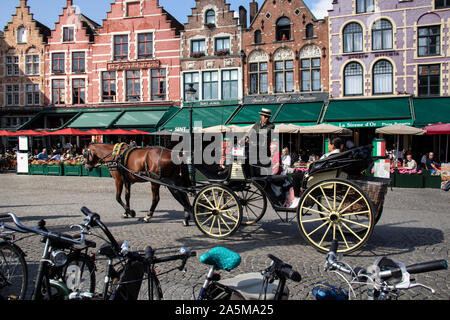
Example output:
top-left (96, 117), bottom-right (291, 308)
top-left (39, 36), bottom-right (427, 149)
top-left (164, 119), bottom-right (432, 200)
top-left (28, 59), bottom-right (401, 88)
top-left (122, 213), bottom-right (129, 219)
top-left (182, 220), bottom-right (189, 227)
top-left (129, 210), bottom-right (136, 218)
top-left (142, 216), bottom-right (152, 224)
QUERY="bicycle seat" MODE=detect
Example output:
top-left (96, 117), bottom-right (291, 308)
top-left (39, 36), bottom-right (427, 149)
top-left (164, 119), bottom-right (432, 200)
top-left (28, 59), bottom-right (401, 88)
top-left (199, 247), bottom-right (241, 271)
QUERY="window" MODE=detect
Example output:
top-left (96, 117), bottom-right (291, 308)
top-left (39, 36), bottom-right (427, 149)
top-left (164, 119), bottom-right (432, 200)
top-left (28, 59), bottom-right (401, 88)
top-left (202, 71), bottom-right (218, 100)
top-left (52, 53), bottom-right (65, 74)
top-left (52, 80), bottom-right (65, 105)
top-left (372, 19), bottom-right (393, 51)
top-left (26, 84), bottom-right (40, 105)
top-left (250, 62), bottom-right (268, 95)
top-left (17, 27), bottom-right (27, 43)
top-left (306, 24), bottom-right (314, 39)
top-left (356, 0), bottom-right (374, 13)
top-left (301, 58), bottom-right (321, 92)
top-left (343, 23), bottom-right (363, 53)
top-left (6, 56), bottom-right (20, 76)
top-left (418, 26), bottom-right (440, 57)
top-left (138, 33), bottom-right (153, 59)
top-left (151, 69), bottom-right (166, 101)
top-left (373, 60), bottom-right (393, 95)
top-left (102, 71), bottom-right (116, 102)
top-left (191, 39), bottom-right (206, 54)
top-left (222, 70), bottom-right (239, 100)
top-left (63, 27), bottom-right (74, 42)
top-left (72, 79), bottom-right (86, 105)
top-left (215, 38), bottom-right (230, 53)
top-left (276, 17), bottom-right (291, 41)
top-left (114, 35), bottom-right (128, 61)
top-left (5, 85), bottom-right (20, 106)
top-left (418, 65), bottom-right (440, 96)
top-left (25, 55), bottom-right (39, 75)
top-left (126, 70), bottom-right (141, 101)
top-left (435, 0), bottom-right (450, 9)
top-left (205, 9), bottom-right (215, 25)
top-left (184, 72), bottom-right (199, 101)
top-left (274, 60), bottom-right (294, 93)
top-left (254, 30), bottom-right (262, 44)
top-left (344, 62), bottom-right (363, 96)
top-left (72, 52), bottom-right (85, 73)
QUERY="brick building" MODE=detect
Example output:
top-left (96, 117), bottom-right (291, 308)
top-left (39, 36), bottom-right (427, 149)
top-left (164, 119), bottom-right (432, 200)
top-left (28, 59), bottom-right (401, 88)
top-left (0, 0), bottom-right (50, 147)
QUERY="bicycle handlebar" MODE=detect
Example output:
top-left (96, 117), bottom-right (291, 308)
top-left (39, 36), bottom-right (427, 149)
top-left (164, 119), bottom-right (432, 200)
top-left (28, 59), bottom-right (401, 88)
top-left (0, 212), bottom-right (86, 246)
top-left (268, 254), bottom-right (301, 283)
top-left (144, 245), bottom-right (197, 271)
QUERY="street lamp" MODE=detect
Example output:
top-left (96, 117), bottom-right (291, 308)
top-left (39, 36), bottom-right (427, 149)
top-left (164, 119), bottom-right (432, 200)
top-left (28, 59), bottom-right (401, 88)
top-left (185, 83), bottom-right (197, 186)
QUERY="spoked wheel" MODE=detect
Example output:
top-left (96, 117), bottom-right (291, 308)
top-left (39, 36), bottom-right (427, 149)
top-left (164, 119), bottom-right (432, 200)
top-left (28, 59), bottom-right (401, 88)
top-left (193, 185), bottom-right (243, 239)
top-left (236, 182), bottom-right (267, 226)
top-left (297, 179), bottom-right (375, 255)
top-left (0, 243), bottom-right (28, 300)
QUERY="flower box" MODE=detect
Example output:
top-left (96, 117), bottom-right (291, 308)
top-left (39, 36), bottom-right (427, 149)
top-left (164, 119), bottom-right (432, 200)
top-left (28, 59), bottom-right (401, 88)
top-left (204, 23), bottom-right (216, 29)
top-left (214, 49), bottom-right (230, 56)
top-left (394, 172), bottom-right (424, 188)
top-left (29, 165), bottom-right (47, 175)
top-left (100, 166), bottom-right (112, 178)
top-left (46, 165), bottom-right (63, 176)
top-left (81, 165), bottom-right (88, 176)
top-left (423, 172), bottom-right (442, 189)
top-left (190, 52), bottom-right (205, 58)
top-left (64, 165), bottom-right (82, 176)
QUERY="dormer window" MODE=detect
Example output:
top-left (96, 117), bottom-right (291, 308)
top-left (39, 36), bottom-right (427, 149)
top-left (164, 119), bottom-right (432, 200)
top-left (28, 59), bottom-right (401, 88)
top-left (276, 17), bottom-right (291, 41)
top-left (306, 24), bottom-right (314, 38)
top-left (17, 27), bottom-right (27, 44)
top-left (254, 30), bottom-right (262, 44)
top-left (205, 9), bottom-right (215, 25)
top-left (356, 0), bottom-right (374, 13)
top-left (63, 27), bottom-right (74, 42)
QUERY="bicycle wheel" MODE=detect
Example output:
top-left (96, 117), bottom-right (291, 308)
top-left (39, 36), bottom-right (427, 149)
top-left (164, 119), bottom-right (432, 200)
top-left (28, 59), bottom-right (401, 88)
top-left (138, 271), bottom-right (162, 300)
top-left (61, 253), bottom-right (96, 294)
top-left (0, 242), bottom-right (28, 300)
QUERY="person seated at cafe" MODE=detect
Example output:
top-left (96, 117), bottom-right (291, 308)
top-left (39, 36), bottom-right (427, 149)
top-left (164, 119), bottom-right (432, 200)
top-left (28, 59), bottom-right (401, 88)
top-left (403, 152), bottom-right (417, 171)
top-left (50, 150), bottom-right (61, 162)
top-left (61, 149), bottom-right (73, 161)
top-left (37, 148), bottom-right (49, 161)
top-left (425, 152), bottom-right (440, 174)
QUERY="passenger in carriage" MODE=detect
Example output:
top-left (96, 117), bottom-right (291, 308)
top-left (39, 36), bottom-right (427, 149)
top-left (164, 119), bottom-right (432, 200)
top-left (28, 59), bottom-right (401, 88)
top-left (320, 138), bottom-right (344, 160)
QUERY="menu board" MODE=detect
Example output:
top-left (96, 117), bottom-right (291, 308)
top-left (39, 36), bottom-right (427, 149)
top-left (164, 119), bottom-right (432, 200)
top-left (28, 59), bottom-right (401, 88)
top-left (374, 159), bottom-right (391, 179)
top-left (16, 152), bottom-right (29, 174)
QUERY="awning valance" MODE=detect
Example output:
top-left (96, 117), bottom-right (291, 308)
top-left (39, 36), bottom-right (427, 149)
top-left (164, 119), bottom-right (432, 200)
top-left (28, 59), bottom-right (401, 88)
top-left (68, 111), bottom-right (123, 129)
top-left (413, 97), bottom-right (450, 127)
top-left (272, 102), bottom-right (324, 124)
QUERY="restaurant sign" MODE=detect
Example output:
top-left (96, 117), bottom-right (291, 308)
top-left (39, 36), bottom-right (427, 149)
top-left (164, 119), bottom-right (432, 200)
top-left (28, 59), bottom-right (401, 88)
top-left (330, 119), bottom-right (414, 128)
top-left (107, 59), bottom-right (161, 71)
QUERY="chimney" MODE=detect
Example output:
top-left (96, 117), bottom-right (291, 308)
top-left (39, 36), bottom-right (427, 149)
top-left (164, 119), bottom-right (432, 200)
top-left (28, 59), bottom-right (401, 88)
top-left (67, 0), bottom-right (73, 7)
top-left (20, 0), bottom-right (27, 7)
top-left (249, 0), bottom-right (258, 25)
top-left (239, 6), bottom-right (247, 29)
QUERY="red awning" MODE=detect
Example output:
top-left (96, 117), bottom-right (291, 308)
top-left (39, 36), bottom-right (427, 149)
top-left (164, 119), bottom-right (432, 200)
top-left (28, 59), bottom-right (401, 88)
top-left (102, 129), bottom-right (134, 135)
top-left (129, 129), bottom-right (150, 135)
top-left (84, 129), bottom-right (106, 135)
top-left (48, 128), bottom-right (90, 136)
top-left (422, 123), bottom-right (450, 135)
top-left (10, 130), bottom-right (43, 136)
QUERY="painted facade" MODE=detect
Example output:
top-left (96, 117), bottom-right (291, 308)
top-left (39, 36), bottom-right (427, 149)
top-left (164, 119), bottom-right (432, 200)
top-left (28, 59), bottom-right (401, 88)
top-left (328, 0), bottom-right (450, 99)
top-left (241, 0), bottom-right (329, 104)
top-left (90, 0), bottom-right (183, 106)
top-left (0, 0), bottom-right (50, 130)
top-left (180, 0), bottom-right (244, 106)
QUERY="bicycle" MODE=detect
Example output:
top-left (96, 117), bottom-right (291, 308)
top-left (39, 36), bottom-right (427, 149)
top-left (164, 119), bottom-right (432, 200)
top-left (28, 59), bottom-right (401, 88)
top-left (312, 240), bottom-right (448, 300)
top-left (1, 212), bottom-right (97, 300)
top-left (0, 219), bottom-right (28, 300)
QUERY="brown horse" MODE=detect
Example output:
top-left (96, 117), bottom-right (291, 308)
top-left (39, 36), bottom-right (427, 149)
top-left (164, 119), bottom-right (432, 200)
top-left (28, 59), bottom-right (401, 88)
top-left (83, 143), bottom-right (192, 225)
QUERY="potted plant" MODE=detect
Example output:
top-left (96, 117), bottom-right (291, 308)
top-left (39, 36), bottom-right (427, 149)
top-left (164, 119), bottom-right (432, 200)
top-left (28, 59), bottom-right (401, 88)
top-left (46, 160), bottom-right (63, 176)
top-left (30, 160), bottom-right (47, 175)
top-left (214, 49), bottom-right (230, 56)
top-left (64, 160), bottom-right (83, 176)
top-left (423, 171), bottom-right (442, 189)
top-left (394, 169), bottom-right (424, 188)
top-left (190, 52), bottom-right (205, 58)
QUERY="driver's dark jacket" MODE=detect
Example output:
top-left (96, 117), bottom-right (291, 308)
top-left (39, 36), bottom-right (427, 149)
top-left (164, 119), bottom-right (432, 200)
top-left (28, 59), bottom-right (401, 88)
top-left (246, 121), bottom-right (275, 166)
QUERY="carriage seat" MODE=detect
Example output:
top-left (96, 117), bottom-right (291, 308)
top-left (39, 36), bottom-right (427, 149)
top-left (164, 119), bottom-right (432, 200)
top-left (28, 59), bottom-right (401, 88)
top-left (199, 247), bottom-right (241, 272)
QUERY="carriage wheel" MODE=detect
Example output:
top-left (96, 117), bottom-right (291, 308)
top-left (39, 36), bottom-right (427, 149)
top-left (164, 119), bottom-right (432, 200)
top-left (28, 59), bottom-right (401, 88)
top-left (237, 182), bottom-right (267, 226)
top-left (297, 179), bottom-right (375, 255)
top-left (193, 185), bottom-right (243, 239)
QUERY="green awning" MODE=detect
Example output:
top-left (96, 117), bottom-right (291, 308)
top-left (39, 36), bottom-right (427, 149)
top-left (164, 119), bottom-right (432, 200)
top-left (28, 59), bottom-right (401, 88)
top-left (272, 102), bottom-right (324, 124)
top-left (114, 110), bottom-right (168, 128)
top-left (323, 98), bottom-right (413, 128)
top-left (413, 97), bottom-right (450, 127)
top-left (18, 111), bottom-right (80, 130)
top-left (162, 106), bottom-right (239, 132)
top-left (68, 112), bottom-right (123, 129)
top-left (228, 104), bottom-right (280, 124)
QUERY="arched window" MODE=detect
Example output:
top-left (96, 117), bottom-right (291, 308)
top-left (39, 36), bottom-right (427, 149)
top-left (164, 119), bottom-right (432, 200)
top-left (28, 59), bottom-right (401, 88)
top-left (344, 62), bottom-right (363, 96)
top-left (343, 23), bottom-right (363, 53)
top-left (372, 19), bottom-right (393, 50)
top-left (254, 30), bottom-right (262, 44)
top-left (205, 9), bottom-right (215, 25)
top-left (373, 60), bottom-right (393, 95)
top-left (306, 24), bottom-right (314, 39)
top-left (276, 17), bottom-right (291, 41)
top-left (17, 27), bottom-right (27, 44)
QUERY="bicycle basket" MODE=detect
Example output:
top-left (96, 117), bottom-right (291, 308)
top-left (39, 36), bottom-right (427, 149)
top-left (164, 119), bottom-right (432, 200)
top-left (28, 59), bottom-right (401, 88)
top-left (352, 176), bottom-right (390, 216)
top-left (110, 260), bottom-right (145, 301)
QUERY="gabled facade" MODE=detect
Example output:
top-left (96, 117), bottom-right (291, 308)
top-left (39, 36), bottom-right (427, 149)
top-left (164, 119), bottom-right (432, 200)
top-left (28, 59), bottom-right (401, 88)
top-left (44, 0), bottom-right (99, 107)
top-left (0, 0), bottom-right (50, 131)
top-left (180, 0), bottom-right (244, 106)
top-left (90, 0), bottom-right (184, 106)
top-left (241, 0), bottom-right (329, 104)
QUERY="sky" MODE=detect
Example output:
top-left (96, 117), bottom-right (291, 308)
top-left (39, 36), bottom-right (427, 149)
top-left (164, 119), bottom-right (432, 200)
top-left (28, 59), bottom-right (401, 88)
top-left (0, 0), bottom-right (333, 30)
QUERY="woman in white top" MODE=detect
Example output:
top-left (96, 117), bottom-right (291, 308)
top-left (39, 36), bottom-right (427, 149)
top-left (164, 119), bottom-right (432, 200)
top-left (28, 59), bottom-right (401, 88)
top-left (281, 147), bottom-right (292, 175)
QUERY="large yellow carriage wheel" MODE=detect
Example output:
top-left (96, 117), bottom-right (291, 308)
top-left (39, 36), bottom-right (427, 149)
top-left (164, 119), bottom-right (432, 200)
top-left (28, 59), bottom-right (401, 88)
top-left (297, 179), bottom-right (375, 254)
top-left (193, 185), bottom-right (243, 238)
top-left (237, 182), bottom-right (267, 226)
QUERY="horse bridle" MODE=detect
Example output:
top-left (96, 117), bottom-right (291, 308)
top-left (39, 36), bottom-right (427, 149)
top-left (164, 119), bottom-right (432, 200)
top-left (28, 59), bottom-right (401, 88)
top-left (83, 148), bottom-right (114, 168)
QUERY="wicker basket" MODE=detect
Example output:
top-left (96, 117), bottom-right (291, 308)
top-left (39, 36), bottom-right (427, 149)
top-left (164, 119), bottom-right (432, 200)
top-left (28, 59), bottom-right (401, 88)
top-left (351, 176), bottom-right (391, 215)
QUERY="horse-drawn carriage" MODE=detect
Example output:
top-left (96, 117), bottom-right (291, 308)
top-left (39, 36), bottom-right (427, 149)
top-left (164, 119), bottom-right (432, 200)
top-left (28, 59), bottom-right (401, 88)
top-left (84, 142), bottom-right (390, 255)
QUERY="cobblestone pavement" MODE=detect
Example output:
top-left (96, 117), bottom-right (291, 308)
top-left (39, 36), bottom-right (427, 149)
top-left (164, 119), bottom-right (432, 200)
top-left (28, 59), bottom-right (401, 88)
top-left (0, 173), bottom-right (448, 300)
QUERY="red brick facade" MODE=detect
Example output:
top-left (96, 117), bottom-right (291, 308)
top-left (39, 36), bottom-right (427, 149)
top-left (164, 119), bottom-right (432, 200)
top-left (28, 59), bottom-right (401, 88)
top-left (242, 0), bottom-right (329, 102)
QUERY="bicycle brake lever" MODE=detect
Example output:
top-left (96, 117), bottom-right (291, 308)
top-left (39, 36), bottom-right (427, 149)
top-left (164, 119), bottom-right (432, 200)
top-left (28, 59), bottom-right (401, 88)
top-left (407, 283), bottom-right (436, 294)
